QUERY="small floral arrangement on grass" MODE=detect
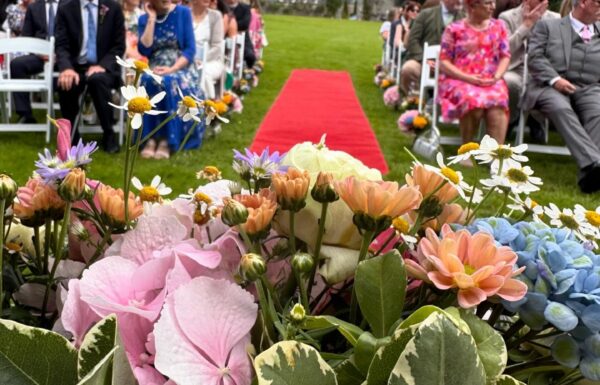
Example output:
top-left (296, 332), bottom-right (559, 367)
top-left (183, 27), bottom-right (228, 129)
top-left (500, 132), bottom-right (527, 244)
top-left (253, 59), bottom-right (265, 74)
top-left (398, 94), bottom-right (421, 113)
top-left (220, 91), bottom-right (243, 114)
top-left (398, 109), bottom-right (431, 135)
top-left (383, 85), bottom-right (400, 108)
top-left (4, 126), bottom-right (600, 384)
top-left (373, 69), bottom-right (388, 87)
top-left (236, 78), bottom-right (252, 95)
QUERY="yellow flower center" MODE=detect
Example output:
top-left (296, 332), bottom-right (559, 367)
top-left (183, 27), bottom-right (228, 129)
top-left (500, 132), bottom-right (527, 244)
top-left (182, 96), bottom-right (197, 109)
top-left (586, 211), bottom-right (600, 227)
top-left (441, 167), bottom-right (460, 184)
top-left (204, 166), bottom-right (220, 176)
top-left (495, 146), bottom-right (514, 160)
top-left (559, 214), bottom-right (579, 230)
top-left (128, 96), bottom-right (152, 114)
top-left (194, 192), bottom-right (213, 205)
top-left (392, 217), bottom-right (410, 234)
top-left (204, 100), bottom-right (217, 110)
top-left (458, 142), bottom-right (480, 155)
top-left (139, 186), bottom-right (160, 203)
top-left (506, 168), bottom-right (528, 183)
top-left (464, 264), bottom-right (476, 275)
top-left (530, 200), bottom-right (538, 208)
top-left (5, 242), bottom-right (22, 252)
top-left (133, 60), bottom-right (149, 71)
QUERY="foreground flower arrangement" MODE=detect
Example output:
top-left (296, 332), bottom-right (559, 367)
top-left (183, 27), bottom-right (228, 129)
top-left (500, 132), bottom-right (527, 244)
top-left (2, 131), bottom-right (600, 385)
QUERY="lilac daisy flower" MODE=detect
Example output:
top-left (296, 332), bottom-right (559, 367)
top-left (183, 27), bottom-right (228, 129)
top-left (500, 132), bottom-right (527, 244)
top-left (232, 147), bottom-right (287, 180)
top-left (34, 140), bottom-right (98, 184)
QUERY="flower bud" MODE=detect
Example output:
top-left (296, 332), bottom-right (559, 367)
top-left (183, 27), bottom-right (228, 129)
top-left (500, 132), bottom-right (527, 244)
top-left (221, 198), bottom-right (249, 227)
top-left (289, 303), bottom-right (306, 323)
top-left (272, 168), bottom-right (310, 212)
top-left (240, 253), bottom-right (266, 281)
top-left (291, 252), bottom-right (314, 274)
top-left (58, 168), bottom-right (86, 202)
top-left (311, 172), bottom-right (339, 203)
top-left (0, 174), bottom-right (18, 203)
top-left (418, 195), bottom-right (444, 219)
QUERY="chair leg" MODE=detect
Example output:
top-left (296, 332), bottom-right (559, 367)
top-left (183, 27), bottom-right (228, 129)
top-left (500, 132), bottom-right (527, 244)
top-left (516, 110), bottom-right (526, 145)
top-left (0, 92), bottom-right (8, 123)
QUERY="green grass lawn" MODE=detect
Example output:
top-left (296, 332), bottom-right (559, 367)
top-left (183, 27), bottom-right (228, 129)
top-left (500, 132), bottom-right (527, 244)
top-left (0, 15), bottom-right (596, 210)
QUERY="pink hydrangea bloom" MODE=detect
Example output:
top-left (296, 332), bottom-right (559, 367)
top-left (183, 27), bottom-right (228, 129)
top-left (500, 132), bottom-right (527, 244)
top-left (154, 277), bottom-right (257, 385)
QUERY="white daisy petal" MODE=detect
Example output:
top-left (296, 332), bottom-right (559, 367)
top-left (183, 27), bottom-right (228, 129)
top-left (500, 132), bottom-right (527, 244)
top-left (131, 177), bottom-right (143, 190)
top-left (108, 102), bottom-right (127, 110)
top-left (121, 85), bottom-right (136, 100)
top-left (151, 175), bottom-right (161, 188)
top-left (150, 91), bottom-right (166, 105)
top-left (131, 113), bottom-right (142, 129)
top-left (146, 110), bottom-right (167, 115)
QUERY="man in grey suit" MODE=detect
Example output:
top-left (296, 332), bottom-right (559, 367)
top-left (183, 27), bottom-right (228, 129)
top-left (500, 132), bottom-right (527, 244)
top-left (524, 0), bottom-right (600, 193)
top-left (499, 0), bottom-right (559, 138)
top-left (399, 0), bottom-right (463, 95)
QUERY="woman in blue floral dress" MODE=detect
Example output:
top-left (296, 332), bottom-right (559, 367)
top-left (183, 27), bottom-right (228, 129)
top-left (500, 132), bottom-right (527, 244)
top-left (138, 0), bottom-right (205, 158)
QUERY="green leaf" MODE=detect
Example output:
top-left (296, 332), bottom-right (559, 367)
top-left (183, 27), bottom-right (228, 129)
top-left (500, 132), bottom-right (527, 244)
top-left (459, 309), bottom-right (508, 382)
top-left (366, 325), bottom-right (418, 385)
top-left (399, 306), bottom-right (469, 334)
top-left (388, 312), bottom-right (487, 385)
top-left (354, 332), bottom-right (391, 375)
top-left (254, 341), bottom-right (338, 385)
top-left (551, 334), bottom-right (580, 368)
top-left (302, 315), bottom-right (364, 346)
top-left (77, 314), bottom-right (135, 385)
top-left (335, 359), bottom-right (364, 385)
top-left (496, 375), bottom-right (526, 385)
top-left (0, 319), bottom-right (78, 385)
top-left (355, 251), bottom-right (406, 338)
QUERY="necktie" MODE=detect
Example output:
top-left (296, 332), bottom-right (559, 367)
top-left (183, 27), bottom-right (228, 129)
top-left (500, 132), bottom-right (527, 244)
top-left (581, 25), bottom-right (592, 43)
top-left (86, 1), bottom-right (97, 63)
top-left (47, 0), bottom-right (55, 38)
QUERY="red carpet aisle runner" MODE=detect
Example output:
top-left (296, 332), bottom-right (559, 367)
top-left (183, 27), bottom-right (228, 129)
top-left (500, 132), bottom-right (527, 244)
top-left (250, 69), bottom-right (389, 173)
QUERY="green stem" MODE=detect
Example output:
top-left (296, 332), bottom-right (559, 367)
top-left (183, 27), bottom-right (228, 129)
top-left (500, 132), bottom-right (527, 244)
top-left (465, 187), bottom-right (495, 224)
top-left (123, 118), bottom-right (133, 226)
top-left (41, 201), bottom-right (72, 320)
top-left (43, 218), bottom-right (51, 273)
top-left (139, 113), bottom-right (177, 145)
top-left (307, 202), bottom-right (329, 311)
top-left (33, 225), bottom-right (42, 271)
top-left (409, 210), bottom-right (424, 236)
top-left (465, 162), bottom-right (480, 220)
top-left (126, 121), bottom-right (145, 196)
top-left (260, 275), bottom-right (283, 313)
top-left (503, 319), bottom-right (525, 342)
top-left (237, 225), bottom-right (254, 251)
top-left (349, 230), bottom-right (375, 324)
top-left (83, 229), bottom-right (112, 272)
top-left (255, 279), bottom-right (279, 344)
top-left (0, 200), bottom-right (5, 307)
top-left (177, 120), bottom-right (199, 153)
top-left (289, 211), bottom-right (296, 255)
top-left (494, 189), bottom-right (510, 217)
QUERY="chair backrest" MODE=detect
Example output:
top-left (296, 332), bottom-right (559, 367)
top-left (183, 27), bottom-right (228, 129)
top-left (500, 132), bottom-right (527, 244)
top-left (418, 42), bottom-right (440, 113)
top-left (0, 37), bottom-right (55, 82)
top-left (224, 37), bottom-right (235, 74)
top-left (236, 32), bottom-right (246, 80)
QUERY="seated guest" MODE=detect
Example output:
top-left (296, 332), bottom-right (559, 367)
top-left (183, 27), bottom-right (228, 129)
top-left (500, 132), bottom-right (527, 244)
top-left (6, 0), bottom-right (31, 36)
top-left (559, 0), bottom-right (572, 16)
top-left (138, 0), bottom-right (203, 159)
top-left (499, 0), bottom-right (558, 141)
top-left (439, 0), bottom-right (511, 145)
top-left (399, 0), bottom-right (463, 95)
top-left (211, 0), bottom-right (237, 38)
top-left (392, 1), bottom-right (421, 51)
top-left (122, 0), bottom-right (145, 60)
top-left (190, 0), bottom-right (224, 99)
top-left (380, 9), bottom-right (399, 42)
top-left (249, 0), bottom-right (266, 57)
top-left (524, 0), bottom-right (600, 193)
top-left (227, 0), bottom-right (254, 68)
top-left (493, 0), bottom-right (519, 18)
top-left (10, 0), bottom-right (56, 124)
top-left (54, 0), bottom-right (125, 153)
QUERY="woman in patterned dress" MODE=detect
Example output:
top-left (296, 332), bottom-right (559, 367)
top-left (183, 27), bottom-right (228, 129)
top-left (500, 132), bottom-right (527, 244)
top-left (438, 0), bottom-right (511, 144)
top-left (138, 0), bottom-right (205, 159)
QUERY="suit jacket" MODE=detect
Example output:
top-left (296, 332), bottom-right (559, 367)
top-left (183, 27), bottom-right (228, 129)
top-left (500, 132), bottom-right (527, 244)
top-left (405, 5), bottom-right (444, 62)
top-left (21, 0), bottom-right (49, 39)
top-left (54, 0), bottom-right (125, 74)
top-left (523, 16), bottom-right (600, 110)
top-left (499, 5), bottom-right (559, 72)
top-left (232, 2), bottom-right (251, 32)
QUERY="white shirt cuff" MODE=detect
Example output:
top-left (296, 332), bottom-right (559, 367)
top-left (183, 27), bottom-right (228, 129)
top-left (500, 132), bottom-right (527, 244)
top-left (549, 76), bottom-right (561, 86)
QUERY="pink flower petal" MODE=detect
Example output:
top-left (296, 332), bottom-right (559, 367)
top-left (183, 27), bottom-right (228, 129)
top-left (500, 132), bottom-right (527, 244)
top-left (55, 118), bottom-right (71, 161)
top-left (496, 278), bottom-right (528, 301)
top-left (458, 287), bottom-right (487, 308)
top-left (60, 280), bottom-right (101, 347)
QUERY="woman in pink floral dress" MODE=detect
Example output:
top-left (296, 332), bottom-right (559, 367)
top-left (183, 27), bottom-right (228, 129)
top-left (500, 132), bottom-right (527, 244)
top-left (439, 0), bottom-right (511, 144)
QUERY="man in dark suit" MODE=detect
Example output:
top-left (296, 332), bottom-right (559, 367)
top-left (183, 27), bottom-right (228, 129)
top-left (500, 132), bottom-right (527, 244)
top-left (227, 0), bottom-right (255, 68)
top-left (524, 0), bottom-right (600, 193)
top-left (9, 0), bottom-right (57, 124)
top-left (399, 0), bottom-right (463, 94)
top-left (54, 0), bottom-right (125, 152)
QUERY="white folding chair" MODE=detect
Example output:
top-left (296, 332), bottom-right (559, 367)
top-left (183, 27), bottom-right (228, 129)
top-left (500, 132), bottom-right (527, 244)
top-left (515, 50), bottom-right (570, 156)
top-left (224, 37), bottom-right (235, 75)
top-left (382, 39), bottom-right (391, 69)
top-left (0, 37), bottom-right (54, 142)
top-left (235, 32), bottom-right (246, 81)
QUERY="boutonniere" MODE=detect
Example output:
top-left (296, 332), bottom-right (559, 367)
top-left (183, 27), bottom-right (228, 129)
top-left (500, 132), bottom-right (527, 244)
top-left (99, 4), bottom-right (109, 24)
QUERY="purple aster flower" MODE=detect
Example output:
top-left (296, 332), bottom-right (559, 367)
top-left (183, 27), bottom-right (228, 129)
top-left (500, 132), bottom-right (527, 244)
top-left (232, 147), bottom-right (287, 180)
top-left (34, 140), bottom-right (98, 184)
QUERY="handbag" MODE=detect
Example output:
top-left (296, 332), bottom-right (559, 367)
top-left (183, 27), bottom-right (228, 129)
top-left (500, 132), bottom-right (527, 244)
top-left (412, 127), bottom-right (441, 160)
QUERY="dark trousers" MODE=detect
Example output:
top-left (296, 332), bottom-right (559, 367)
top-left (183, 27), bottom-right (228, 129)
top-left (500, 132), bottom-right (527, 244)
top-left (10, 54), bottom-right (45, 118)
top-left (58, 66), bottom-right (118, 145)
top-left (243, 33), bottom-right (256, 68)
